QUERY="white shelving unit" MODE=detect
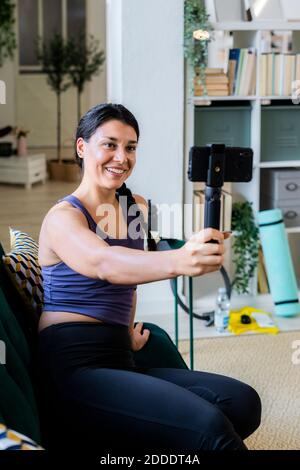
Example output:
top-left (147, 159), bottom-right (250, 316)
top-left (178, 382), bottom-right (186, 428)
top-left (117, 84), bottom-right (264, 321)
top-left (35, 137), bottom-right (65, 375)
top-left (184, 21), bottom-right (300, 306)
top-left (212, 21), bottom-right (300, 31)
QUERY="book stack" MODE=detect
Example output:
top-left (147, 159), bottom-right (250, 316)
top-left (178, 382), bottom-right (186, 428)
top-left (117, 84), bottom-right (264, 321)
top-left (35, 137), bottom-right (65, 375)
top-left (257, 246), bottom-right (270, 294)
top-left (260, 53), bottom-right (300, 96)
top-left (194, 68), bottom-right (229, 97)
top-left (228, 48), bottom-right (256, 96)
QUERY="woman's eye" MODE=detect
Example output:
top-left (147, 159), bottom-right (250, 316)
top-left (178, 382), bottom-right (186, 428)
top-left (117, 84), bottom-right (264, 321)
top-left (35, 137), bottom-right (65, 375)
top-left (104, 142), bottom-right (116, 149)
top-left (127, 146), bottom-right (137, 152)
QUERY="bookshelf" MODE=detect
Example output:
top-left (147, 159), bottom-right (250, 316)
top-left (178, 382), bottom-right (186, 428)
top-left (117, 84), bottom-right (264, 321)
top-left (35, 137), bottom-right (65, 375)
top-left (212, 22), bottom-right (300, 31)
top-left (184, 22), bottom-right (300, 305)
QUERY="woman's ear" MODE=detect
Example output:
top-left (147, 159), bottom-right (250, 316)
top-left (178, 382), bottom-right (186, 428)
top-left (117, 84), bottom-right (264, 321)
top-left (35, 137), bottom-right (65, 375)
top-left (76, 137), bottom-right (85, 159)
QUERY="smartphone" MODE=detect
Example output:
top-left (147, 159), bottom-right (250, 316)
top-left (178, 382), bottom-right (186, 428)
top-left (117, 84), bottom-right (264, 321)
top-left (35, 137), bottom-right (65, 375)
top-left (188, 145), bottom-right (253, 183)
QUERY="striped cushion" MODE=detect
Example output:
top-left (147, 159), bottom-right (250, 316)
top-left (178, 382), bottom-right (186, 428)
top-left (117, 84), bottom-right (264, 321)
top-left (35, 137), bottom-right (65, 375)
top-left (0, 423), bottom-right (43, 450)
top-left (2, 228), bottom-right (43, 315)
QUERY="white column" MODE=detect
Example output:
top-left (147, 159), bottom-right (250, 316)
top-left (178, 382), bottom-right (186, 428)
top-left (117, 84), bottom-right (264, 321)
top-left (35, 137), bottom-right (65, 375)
top-left (106, 0), bottom-right (184, 318)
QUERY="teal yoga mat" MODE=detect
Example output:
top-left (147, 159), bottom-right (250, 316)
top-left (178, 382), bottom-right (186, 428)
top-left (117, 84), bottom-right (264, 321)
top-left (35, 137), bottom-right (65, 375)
top-left (258, 209), bottom-right (300, 317)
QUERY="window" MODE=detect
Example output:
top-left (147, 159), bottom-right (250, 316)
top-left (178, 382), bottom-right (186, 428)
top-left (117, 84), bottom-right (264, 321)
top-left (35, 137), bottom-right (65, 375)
top-left (18, 0), bottom-right (86, 70)
top-left (67, 0), bottom-right (86, 39)
top-left (43, 0), bottom-right (62, 46)
top-left (18, 0), bottom-right (39, 66)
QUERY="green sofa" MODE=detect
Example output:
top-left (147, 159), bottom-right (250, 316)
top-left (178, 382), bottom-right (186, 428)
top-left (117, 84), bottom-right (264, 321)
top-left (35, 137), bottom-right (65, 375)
top-left (0, 241), bottom-right (188, 448)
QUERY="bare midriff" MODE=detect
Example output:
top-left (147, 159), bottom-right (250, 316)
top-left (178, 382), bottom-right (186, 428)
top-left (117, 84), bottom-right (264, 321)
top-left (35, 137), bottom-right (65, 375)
top-left (38, 311), bottom-right (105, 333)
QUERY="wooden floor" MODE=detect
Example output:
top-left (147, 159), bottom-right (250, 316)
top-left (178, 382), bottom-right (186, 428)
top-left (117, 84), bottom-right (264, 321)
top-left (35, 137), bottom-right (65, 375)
top-left (0, 180), bottom-right (77, 252)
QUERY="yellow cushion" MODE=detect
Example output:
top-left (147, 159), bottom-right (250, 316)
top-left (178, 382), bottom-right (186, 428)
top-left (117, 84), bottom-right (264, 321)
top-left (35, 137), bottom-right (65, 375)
top-left (0, 423), bottom-right (43, 450)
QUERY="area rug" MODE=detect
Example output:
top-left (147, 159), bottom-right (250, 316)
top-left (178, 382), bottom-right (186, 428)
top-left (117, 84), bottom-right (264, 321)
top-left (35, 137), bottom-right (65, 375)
top-left (178, 331), bottom-right (300, 450)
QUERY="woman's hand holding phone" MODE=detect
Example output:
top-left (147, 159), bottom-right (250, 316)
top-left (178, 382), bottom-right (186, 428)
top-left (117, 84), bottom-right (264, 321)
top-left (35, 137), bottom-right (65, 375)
top-left (175, 228), bottom-right (231, 278)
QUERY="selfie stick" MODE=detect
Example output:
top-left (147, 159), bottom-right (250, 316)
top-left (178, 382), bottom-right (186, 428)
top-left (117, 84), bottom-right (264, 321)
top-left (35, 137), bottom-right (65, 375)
top-left (204, 144), bottom-right (225, 230)
top-left (204, 144), bottom-right (232, 301)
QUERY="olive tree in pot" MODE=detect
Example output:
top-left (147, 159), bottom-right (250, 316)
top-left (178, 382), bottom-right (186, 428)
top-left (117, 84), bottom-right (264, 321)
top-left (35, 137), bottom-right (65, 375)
top-left (67, 32), bottom-right (105, 122)
top-left (37, 33), bottom-right (79, 181)
top-left (0, 0), bottom-right (17, 67)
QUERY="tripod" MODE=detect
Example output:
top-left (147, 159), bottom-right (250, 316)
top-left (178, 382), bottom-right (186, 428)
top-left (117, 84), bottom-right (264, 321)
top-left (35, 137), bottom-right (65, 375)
top-left (170, 144), bottom-right (232, 327)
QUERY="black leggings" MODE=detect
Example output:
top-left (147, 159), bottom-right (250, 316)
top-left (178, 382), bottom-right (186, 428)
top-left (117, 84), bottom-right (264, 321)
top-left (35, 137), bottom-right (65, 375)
top-left (36, 321), bottom-right (261, 451)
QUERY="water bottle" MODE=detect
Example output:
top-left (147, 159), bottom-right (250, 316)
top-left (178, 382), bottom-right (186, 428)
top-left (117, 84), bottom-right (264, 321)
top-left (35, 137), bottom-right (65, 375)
top-left (214, 287), bottom-right (230, 333)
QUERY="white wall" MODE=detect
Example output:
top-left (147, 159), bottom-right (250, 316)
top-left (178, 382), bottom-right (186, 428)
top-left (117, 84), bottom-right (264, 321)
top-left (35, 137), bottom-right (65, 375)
top-left (0, 60), bottom-right (16, 128)
top-left (106, 0), bottom-right (185, 317)
top-left (0, 10), bottom-right (17, 134)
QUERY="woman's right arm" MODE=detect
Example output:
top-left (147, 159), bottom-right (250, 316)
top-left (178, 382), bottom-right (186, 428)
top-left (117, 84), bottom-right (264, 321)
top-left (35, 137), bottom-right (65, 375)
top-left (41, 206), bottom-right (228, 285)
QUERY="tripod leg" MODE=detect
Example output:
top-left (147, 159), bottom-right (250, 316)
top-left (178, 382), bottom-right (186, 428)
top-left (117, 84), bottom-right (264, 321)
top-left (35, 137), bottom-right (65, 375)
top-left (174, 277), bottom-right (178, 348)
top-left (189, 277), bottom-right (194, 370)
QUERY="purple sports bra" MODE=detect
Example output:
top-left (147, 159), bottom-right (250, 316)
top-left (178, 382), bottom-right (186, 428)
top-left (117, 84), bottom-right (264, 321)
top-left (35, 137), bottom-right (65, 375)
top-left (41, 194), bottom-right (144, 327)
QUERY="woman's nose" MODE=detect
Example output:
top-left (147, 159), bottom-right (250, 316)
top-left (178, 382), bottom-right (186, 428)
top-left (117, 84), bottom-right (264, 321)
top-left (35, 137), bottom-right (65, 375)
top-left (114, 148), bottom-right (127, 163)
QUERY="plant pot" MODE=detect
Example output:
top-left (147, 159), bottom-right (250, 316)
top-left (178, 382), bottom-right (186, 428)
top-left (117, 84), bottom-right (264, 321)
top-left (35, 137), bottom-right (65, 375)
top-left (47, 160), bottom-right (81, 182)
top-left (48, 160), bottom-right (66, 181)
top-left (63, 160), bottom-right (81, 182)
top-left (17, 136), bottom-right (28, 156)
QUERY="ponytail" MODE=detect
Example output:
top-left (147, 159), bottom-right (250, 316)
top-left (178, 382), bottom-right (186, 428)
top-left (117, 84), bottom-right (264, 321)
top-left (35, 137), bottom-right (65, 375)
top-left (116, 183), bottom-right (157, 251)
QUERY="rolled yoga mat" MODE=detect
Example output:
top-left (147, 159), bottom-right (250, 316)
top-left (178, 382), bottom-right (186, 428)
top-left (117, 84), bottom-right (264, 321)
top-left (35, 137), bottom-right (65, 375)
top-left (258, 208), bottom-right (300, 317)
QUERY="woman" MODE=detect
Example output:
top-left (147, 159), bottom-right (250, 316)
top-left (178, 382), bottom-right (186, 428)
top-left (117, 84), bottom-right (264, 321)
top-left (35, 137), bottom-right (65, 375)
top-left (37, 103), bottom-right (261, 451)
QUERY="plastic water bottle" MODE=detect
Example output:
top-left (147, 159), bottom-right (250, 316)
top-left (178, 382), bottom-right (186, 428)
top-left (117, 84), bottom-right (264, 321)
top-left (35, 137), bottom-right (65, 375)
top-left (214, 287), bottom-right (230, 333)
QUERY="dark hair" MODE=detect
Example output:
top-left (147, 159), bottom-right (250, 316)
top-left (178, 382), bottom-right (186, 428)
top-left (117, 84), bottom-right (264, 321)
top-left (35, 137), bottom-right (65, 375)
top-left (74, 102), bottom-right (140, 169)
top-left (74, 102), bottom-right (156, 251)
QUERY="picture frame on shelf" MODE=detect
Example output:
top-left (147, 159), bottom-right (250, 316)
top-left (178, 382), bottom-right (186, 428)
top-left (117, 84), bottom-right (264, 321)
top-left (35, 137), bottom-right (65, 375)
top-left (247, 0), bottom-right (284, 21)
top-left (280, 0), bottom-right (300, 22)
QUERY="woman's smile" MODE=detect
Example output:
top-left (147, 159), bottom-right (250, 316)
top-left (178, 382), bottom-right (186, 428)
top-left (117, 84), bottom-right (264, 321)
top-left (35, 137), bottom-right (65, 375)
top-left (104, 166), bottom-right (128, 178)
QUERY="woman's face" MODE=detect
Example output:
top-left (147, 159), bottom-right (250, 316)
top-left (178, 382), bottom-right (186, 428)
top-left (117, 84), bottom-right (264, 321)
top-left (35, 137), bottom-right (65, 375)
top-left (77, 119), bottom-right (138, 191)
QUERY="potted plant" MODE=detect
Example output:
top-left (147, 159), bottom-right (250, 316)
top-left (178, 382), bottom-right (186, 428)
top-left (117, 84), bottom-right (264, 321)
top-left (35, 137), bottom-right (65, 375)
top-left (0, 0), bottom-right (17, 67)
top-left (37, 33), bottom-right (78, 181)
top-left (230, 201), bottom-right (260, 294)
top-left (67, 32), bottom-right (105, 122)
top-left (184, 0), bottom-right (214, 94)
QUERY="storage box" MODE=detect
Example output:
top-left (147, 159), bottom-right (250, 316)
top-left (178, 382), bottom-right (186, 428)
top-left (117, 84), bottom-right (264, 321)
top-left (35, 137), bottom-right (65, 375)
top-left (261, 168), bottom-right (300, 201)
top-left (264, 197), bottom-right (300, 227)
top-left (194, 107), bottom-right (251, 148)
top-left (260, 169), bottom-right (300, 226)
top-left (261, 107), bottom-right (300, 162)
